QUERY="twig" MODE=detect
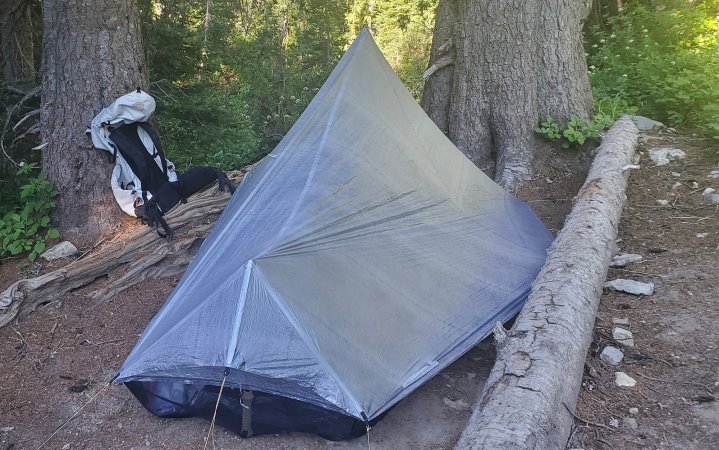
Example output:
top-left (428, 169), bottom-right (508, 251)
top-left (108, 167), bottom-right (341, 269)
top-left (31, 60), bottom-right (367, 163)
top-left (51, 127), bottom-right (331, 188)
top-left (563, 402), bottom-right (614, 430)
top-left (636, 372), bottom-right (713, 393)
top-left (76, 237), bottom-right (106, 261)
top-left (610, 267), bottom-right (665, 278)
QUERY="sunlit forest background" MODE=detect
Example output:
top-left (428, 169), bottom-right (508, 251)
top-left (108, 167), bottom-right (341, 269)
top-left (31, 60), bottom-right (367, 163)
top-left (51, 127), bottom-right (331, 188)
top-left (1, 0), bottom-right (718, 195)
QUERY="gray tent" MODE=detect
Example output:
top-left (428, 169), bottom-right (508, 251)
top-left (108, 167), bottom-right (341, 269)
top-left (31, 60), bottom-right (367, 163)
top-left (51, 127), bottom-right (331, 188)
top-left (117, 30), bottom-right (553, 440)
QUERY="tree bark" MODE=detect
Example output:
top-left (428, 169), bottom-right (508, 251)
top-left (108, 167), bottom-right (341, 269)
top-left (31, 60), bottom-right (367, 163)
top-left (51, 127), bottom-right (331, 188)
top-left (423, 0), bottom-right (594, 190)
top-left (1, 0), bottom-right (36, 82)
top-left (455, 117), bottom-right (639, 449)
top-left (40, 0), bottom-right (148, 239)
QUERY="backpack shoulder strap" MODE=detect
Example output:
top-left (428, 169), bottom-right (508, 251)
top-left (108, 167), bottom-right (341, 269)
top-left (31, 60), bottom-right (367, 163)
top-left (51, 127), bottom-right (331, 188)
top-left (137, 121), bottom-right (168, 176)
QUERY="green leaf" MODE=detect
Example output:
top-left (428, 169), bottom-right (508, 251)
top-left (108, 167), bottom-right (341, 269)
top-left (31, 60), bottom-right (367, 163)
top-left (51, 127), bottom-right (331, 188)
top-left (34, 242), bottom-right (46, 254)
top-left (47, 228), bottom-right (60, 239)
top-left (28, 251), bottom-right (37, 261)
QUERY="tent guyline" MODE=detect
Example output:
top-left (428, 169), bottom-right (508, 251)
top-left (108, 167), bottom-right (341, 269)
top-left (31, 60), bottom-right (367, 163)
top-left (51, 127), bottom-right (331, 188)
top-left (115, 29), bottom-right (553, 440)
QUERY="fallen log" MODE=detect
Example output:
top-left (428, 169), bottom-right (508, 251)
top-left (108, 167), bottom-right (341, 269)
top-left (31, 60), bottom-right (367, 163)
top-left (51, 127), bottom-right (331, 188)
top-left (455, 116), bottom-right (639, 449)
top-left (0, 170), bottom-right (246, 328)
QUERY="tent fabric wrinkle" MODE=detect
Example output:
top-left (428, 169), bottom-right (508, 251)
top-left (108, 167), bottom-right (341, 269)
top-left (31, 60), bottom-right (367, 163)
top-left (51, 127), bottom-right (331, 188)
top-left (117, 29), bottom-right (553, 440)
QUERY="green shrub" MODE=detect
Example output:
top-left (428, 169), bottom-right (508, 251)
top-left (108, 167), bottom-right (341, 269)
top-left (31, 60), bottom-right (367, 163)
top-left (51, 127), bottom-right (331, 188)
top-left (0, 163), bottom-right (59, 262)
top-left (586, 2), bottom-right (719, 139)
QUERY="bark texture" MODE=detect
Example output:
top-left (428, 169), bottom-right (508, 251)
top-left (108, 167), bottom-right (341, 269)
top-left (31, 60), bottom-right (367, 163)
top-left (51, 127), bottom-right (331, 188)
top-left (40, 0), bottom-right (148, 238)
top-left (455, 117), bottom-right (639, 449)
top-left (0, 175), bottom-right (242, 329)
top-left (423, 0), bottom-right (593, 190)
top-left (1, 0), bottom-right (36, 81)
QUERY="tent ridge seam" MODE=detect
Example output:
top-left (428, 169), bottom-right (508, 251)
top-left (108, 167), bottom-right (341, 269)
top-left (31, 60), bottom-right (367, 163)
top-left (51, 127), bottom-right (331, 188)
top-left (225, 260), bottom-right (254, 365)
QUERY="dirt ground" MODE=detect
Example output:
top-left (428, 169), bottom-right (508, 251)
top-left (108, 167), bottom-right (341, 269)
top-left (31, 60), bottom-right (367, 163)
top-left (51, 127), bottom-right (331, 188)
top-left (0, 128), bottom-right (716, 449)
top-left (569, 130), bottom-right (719, 449)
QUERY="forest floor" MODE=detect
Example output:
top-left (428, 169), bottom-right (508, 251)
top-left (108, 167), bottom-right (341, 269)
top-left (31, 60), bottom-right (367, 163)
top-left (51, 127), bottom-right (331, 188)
top-left (0, 128), bottom-right (717, 450)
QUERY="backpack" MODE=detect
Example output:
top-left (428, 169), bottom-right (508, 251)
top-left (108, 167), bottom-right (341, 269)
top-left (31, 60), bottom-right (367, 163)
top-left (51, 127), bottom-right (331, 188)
top-left (87, 89), bottom-right (235, 238)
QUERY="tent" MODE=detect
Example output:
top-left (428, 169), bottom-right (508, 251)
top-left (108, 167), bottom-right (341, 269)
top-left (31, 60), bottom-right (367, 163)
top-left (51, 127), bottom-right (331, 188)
top-left (117, 30), bottom-right (553, 440)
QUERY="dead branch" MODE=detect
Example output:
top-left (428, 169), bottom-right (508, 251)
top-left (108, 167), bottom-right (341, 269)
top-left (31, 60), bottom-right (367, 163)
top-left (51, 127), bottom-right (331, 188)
top-left (0, 170), bottom-right (246, 329)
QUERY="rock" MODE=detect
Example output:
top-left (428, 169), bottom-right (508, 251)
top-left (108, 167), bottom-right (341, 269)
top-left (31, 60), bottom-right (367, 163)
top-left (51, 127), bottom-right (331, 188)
top-left (1, 427), bottom-right (14, 433)
top-left (704, 193), bottom-right (719, 205)
top-left (708, 169), bottom-right (719, 179)
top-left (62, 444), bottom-right (71, 450)
top-left (703, 187), bottom-right (716, 195)
top-left (610, 253), bottom-right (643, 268)
top-left (623, 417), bottom-right (638, 430)
top-left (609, 417), bottom-right (620, 428)
top-left (41, 241), bottom-right (78, 261)
top-left (649, 147), bottom-right (686, 166)
top-left (629, 407), bottom-right (639, 415)
top-left (671, 172), bottom-right (681, 177)
top-left (600, 346), bottom-right (624, 366)
top-left (604, 279), bottom-right (655, 296)
top-left (443, 398), bottom-right (471, 411)
top-left (691, 181), bottom-right (699, 189)
top-left (612, 327), bottom-right (635, 347)
top-left (615, 372), bottom-right (637, 387)
top-left (613, 317), bottom-right (630, 326)
top-left (656, 199), bottom-right (670, 206)
top-left (672, 181), bottom-right (682, 190)
top-left (696, 232), bottom-right (709, 238)
top-left (631, 116), bottom-right (665, 131)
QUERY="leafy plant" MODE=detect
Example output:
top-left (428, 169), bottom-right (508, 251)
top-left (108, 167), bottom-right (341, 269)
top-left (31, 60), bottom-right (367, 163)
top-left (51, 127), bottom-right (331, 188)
top-left (586, 1), bottom-right (719, 139)
top-left (0, 163), bottom-right (59, 262)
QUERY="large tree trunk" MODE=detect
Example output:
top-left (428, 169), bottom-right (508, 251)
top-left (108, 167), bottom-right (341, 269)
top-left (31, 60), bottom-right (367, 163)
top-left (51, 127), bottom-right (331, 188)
top-left (40, 0), bottom-right (148, 239)
top-left (455, 117), bottom-right (639, 449)
top-left (423, 0), bottom-right (593, 190)
top-left (1, 0), bottom-right (36, 82)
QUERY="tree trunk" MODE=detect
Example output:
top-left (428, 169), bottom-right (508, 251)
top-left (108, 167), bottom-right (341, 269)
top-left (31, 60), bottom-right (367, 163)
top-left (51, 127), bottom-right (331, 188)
top-left (1, 0), bottom-right (36, 82)
top-left (40, 0), bottom-right (148, 239)
top-left (423, 0), bottom-right (594, 190)
top-left (455, 117), bottom-right (639, 449)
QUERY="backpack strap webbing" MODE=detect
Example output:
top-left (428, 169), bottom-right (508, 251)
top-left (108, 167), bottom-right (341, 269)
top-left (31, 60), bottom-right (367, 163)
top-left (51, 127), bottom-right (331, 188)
top-left (240, 390), bottom-right (254, 438)
top-left (137, 121), bottom-right (168, 176)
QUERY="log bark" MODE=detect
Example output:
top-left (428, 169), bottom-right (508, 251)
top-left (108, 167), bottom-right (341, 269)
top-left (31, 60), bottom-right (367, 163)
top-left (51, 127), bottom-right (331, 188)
top-left (455, 117), bottom-right (639, 449)
top-left (0, 171), bottom-right (244, 329)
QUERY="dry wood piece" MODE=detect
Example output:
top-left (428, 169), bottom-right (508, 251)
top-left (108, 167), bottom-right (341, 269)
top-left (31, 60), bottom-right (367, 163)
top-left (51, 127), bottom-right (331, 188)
top-left (455, 117), bottom-right (639, 449)
top-left (0, 171), bottom-right (245, 329)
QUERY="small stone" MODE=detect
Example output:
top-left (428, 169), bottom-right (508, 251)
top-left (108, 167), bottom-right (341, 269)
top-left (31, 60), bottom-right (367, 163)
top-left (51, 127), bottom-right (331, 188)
top-left (656, 199), bottom-right (670, 206)
top-left (708, 170), bottom-right (719, 179)
top-left (62, 445), bottom-right (71, 450)
top-left (613, 317), bottom-right (630, 326)
top-left (41, 241), bottom-right (78, 261)
top-left (610, 253), bottom-right (643, 268)
top-left (623, 417), bottom-right (638, 430)
top-left (631, 116), bottom-right (665, 131)
top-left (649, 147), bottom-right (686, 166)
top-left (704, 193), bottom-right (719, 205)
top-left (604, 279), bottom-right (655, 296)
top-left (600, 346), bottom-right (624, 366)
top-left (609, 418), bottom-right (620, 428)
top-left (691, 181), bottom-right (700, 189)
top-left (615, 372), bottom-right (637, 387)
top-left (443, 398), bottom-right (471, 411)
top-left (629, 407), bottom-right (639, 415)
top-left (696, 232), bottom-right (709, 238)
top-left (671, 172), bottom-right (681, 177)
top-left (612, 327), bottom-right (635, 347)
top-left (703, 187), bottom-right (716, 195)
top-left (672, 181), bottom-right (682, 190)
top-left (1, 427), bottom-right (14, 433)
